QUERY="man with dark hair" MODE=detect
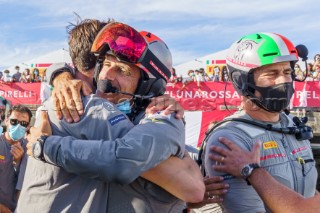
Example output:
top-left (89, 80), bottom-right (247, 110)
top-left (0, 105), bottom-right (31, 212)
top-left (19, 19), bottom-right (205, 213)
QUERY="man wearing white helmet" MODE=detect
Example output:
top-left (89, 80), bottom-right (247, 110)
top-left (20, 21), bottom-right (205, 213)
top-left (203, 33), bottom-right (317, 213)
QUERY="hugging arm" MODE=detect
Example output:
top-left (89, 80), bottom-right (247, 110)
top-left (43, 114), bottom-right (185, 185)
top-left (141, 151), bottom-right (205, 203)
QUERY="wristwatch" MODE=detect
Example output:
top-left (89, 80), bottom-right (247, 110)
top-left (240, 163), bottom-right (260, 185)
top-left (32, 135), bottom-right (49, 161)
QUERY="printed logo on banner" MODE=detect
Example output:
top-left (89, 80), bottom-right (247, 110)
top-left (0, 82), bottom-right (41, 105)
top-left (109, 114), bottom-right (127, 126)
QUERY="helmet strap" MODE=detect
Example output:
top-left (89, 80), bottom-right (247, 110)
top-left (130, 69), bottom-right (167, 118)
top-left (246, 72), bottom-right (255, 94)
top-left (93, 57), bottom-right (104, 88)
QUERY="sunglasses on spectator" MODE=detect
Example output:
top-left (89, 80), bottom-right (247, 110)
top-left (91, 22), bottom-right (171, 81)
top-left (10, 118), bottom-right (29, 127)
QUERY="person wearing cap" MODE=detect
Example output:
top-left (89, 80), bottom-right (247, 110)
top-left (19, 19), bottom-right (205, 213)
top-left (203, 33), bottom-right (317, 213)
top-left (0, 105), bottom-right (31, 213)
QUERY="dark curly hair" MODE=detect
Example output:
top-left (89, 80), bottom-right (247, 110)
top-left (67, 14), bottom-right (114, 72)
top-left (8, 105), bottom-right (32, 122)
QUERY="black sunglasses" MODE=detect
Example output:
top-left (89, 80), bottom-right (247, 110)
top-left (10, 118), bottom-right (29, 128)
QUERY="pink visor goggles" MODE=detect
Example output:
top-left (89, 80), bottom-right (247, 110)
top-left (91, 22), bottom-right (171, 81)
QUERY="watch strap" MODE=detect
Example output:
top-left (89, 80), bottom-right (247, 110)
top-left (245, 163), bottom-right (260, 185)
top-left (33, 135), bottom-right (49, 161)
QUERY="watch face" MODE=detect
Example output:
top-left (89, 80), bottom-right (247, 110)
top-left (241, 165), bottom-right (251, 178)
top-left (243, 167), bottom-right (249, 174)
top-left (33, 142), bottom-right (42, 158)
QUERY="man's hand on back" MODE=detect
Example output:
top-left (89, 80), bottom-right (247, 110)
top-left (52, 72), bottom-right (92, 123)
top-left (146, 94), bottom-right (184, 119)
top-left (210, 137), bottom-right (262, 177)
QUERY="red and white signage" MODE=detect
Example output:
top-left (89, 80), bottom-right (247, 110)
top-left (166, 81), bottom-right (320, 147)
top-left (166, 81), bottom-right (320, 111)
top-left (0, 82), bottom-right (42, 105)
top-left (1, 81), bottom-right (319, 148)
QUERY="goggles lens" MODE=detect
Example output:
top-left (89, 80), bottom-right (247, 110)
top-left (91, 22), bottom-right (147, 64)
top-left (10, 118), bottom-right (29, 127)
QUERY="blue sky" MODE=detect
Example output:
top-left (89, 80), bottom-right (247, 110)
top-left (0, 0), bottom-right (319, 71)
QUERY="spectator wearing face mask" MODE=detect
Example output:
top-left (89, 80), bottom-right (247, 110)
top-left (199, 68), bottom-right (210, 82)
top-left (0, 105), bottom-right (31, 213)
top-left (32, 68), bottom-right (41, 82)
top-left (1, 70), bottom-right (13, 83)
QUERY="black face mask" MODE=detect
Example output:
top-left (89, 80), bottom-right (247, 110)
top-left (251, 82), bottom-right (295, 113)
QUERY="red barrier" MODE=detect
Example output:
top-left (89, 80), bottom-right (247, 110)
top-left (0, 81), bottom-right (319, 108)
top-left (166, 81), bottom-right (320, 111)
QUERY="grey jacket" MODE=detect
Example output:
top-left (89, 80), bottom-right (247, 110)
top-left (17, 94), bottom-right (185, 213)
top-left (204, 110), bottom-right (317, 213)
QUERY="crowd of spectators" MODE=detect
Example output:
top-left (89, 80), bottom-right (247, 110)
top-left (170, 53), bottom-right (320, 91)
top-left (0, 66), bottom-right (46, 83)
top-left (306, 54), bottom-right (320, 81)
top-left (169, 66), bottom-right (230, 91)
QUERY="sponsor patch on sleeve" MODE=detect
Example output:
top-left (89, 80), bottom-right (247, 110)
top-left (103, 102), bottom-right (115, 111)
top-left (0, 155), bottom-right (5, 160)
top-left (263, 141), bottom-right (278, 150)
top-left (109, 114), bottom-right (127, 126)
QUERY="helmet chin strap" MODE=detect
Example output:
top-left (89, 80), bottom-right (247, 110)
top-left (93, 57), bottom-right (104, 89)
